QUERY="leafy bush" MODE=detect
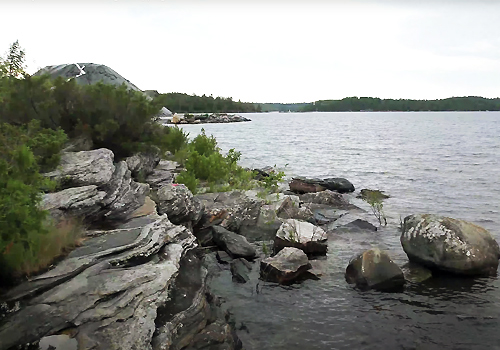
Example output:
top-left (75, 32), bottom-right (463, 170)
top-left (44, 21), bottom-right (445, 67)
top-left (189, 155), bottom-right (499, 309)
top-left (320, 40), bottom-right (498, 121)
top-left (175, 129), bottom-right (254, 194)
top-left (360, 189), bottom-right (388, 226)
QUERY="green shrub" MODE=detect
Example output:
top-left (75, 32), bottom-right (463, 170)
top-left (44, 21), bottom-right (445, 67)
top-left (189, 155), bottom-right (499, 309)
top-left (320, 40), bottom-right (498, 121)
top-left (175, 129), bottom-right (254, 193)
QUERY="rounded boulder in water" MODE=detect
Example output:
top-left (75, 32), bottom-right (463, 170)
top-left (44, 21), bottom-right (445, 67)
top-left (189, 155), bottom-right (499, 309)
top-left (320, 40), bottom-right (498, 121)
top-left (400, 214), bottom-right (500, 276)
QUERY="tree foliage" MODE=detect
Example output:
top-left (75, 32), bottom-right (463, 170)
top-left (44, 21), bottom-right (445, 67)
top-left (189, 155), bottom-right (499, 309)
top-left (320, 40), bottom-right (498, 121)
top-left (155, 92), bottom-right (261, 113)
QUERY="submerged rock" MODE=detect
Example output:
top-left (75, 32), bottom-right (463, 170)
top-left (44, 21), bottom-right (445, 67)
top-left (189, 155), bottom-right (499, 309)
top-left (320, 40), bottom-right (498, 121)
top-left (401, 262), bottom-right (433, 283)
top-left (260, 247), bottom-right (311, 284)
top-left (345, 248), bottom-right (405, 291)
top-left (274, 219), bottom-right (328, 255)
top-left (401, 214), bottom-right (500, 276)
top-left (212, 226), bottom-right (257, 259)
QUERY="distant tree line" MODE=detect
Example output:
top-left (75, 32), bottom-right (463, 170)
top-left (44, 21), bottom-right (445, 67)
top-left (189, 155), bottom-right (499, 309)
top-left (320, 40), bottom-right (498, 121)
top-left (155, 92), bottom-right (261, 113)
top-left (299, 96), bottom-right (500, 112)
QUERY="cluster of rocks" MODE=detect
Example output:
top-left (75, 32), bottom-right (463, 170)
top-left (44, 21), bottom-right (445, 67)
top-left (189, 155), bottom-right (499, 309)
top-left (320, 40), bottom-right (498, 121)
top-left (0, 148), bottom-right (240, 350)
top-left (169, 113), bottom-right (251, 125)
top-left (2, 153), bottom-right (500, 350)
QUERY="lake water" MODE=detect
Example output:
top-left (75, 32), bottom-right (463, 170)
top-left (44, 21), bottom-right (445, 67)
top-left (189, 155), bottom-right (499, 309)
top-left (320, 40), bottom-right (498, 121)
top-left (178, 112), bottom-right (500, 350)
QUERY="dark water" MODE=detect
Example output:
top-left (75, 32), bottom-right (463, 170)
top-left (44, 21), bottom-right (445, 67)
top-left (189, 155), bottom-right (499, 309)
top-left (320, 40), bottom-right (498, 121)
top-left (178, 112), bottom-right (500, 349)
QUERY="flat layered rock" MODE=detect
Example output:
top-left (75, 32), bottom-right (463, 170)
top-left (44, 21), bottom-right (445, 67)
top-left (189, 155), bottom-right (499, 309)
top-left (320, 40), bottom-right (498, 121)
top-left (0, 215), bottom-right (196, 350)
top-left (212, 226), bottom-right (256, 259)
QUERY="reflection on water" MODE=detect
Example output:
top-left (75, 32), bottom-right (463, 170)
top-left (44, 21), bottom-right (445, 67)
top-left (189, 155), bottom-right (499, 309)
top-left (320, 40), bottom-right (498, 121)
top-left (178, 112), bottom-right (500, 350)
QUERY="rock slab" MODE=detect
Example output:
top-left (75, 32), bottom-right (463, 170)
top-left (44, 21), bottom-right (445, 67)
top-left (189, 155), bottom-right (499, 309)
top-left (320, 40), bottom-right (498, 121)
top-left (212, 226), bottom-right (256, 259)
top-left (401, 214), bottom-right (500, 276)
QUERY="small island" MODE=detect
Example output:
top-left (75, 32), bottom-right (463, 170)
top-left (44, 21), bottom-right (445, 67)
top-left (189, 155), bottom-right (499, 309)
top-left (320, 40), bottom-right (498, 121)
top-left (168, 113), bottom-right (251, 124)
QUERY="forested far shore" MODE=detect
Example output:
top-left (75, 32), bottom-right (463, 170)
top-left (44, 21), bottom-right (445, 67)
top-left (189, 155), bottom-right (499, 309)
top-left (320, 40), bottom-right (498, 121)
top-left (299, 96), bottom-right (500, 112)
top-left (153, 93), bottom-right (500, 113)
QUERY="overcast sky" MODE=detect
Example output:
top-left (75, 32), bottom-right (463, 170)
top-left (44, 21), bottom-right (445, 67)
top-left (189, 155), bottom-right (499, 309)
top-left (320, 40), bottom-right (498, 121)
top-left (1, 0), bottom-right (499, 103)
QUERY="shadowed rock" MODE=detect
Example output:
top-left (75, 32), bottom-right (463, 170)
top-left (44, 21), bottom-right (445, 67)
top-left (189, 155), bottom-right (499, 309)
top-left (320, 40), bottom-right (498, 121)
top-left (212, 226), bottom-right (256, 259)
top-left (260, 247), bottom-right (311, 284)
top-left (125, 149), bottom-right (160, 181)
top-left (401, 214), bottom-right (500, 276)
top-left (321, 178), bottom-right (355, 193)
top-left (230, 259), bottom-right (252, 283)
top-left (345, 248), bottom-right (405, 291)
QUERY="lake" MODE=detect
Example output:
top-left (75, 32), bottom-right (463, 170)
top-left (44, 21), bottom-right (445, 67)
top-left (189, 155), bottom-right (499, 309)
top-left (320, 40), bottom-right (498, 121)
top-left (177, 112), bottom-right (500, 350)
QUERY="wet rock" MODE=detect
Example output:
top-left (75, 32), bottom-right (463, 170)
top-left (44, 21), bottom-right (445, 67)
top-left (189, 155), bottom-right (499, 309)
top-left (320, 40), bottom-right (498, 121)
top-left (276, 196), bottom-right (314, 222)
top-left (321, 177), bottom-right (355, 193)
top-left (401, 214), bottom-right (500, 276)
top-left (260, 247), bottom-right (311, 284)
top-left (325, 213), bottom-right (378, 232)
top-left (212, 226), bottom-right (256, 259)
top-left (289, 177), bottom-right (325, 194)
top-left (187, 320), bottom-right (242, 350)
top-left (310, 206), bottom-right (348, 226)
top-left (100, 161), bottom-right (149, 223)
top-left (345, 248), bottom-right (405, 291)
top-left (145, 160), bottom-right (179, 191)
top-left (125, 148), bottom-right (160, 181)
top-left (41, 185), bottom-right (106, 221)
top-left (230, 259), bottom-right (252, 283)
top-left (252, 166), bottom-right (275, 180)
top-left (274, 219), bottom-right (328, 255)
top-left (44, 148), bottom-right (115, 189)
top-left (299, 190), bottom-right (353, 208)
top-left (358, 189), bottom-right (390, 200)
top-left (401, 262), bottom-right (433, 283)
top-left (156, 184), bottom-right (203, 226)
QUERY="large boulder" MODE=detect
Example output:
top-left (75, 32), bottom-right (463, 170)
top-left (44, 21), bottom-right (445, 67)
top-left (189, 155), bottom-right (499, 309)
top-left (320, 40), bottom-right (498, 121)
top-left (274, 219), bottom-right (327, 255)
top-left (321, 177), bottom-right (355, 193)
top-left (100, 161), bottom-right (149, 223)
top-left (345, 248), bottom-right (405, 291)
top-left (156, 184), bottom-right (203, 226)
top-left (44, 148), bottom-right (115, 189)
top-left (212, 226), bottom-right (256, 259)
top-left (400, 214), bottom-right (500, 276)
top-left (260, 247), bottom-right (311, 284)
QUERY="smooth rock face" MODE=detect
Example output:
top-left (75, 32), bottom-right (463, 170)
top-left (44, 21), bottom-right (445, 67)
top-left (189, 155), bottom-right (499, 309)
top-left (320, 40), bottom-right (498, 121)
top-left (274, 219), bottom-right (327, 255)
top-left (44, 148), bottom-right (115, 189)
top-left (345, 248), bottom-right (405, 291)
top-left (156, 184), bottom-right (202, 226)
top-left (212, 226), bottom-right (256, 259)
top-left (321, 178), bottom-right (355, 193)
top-left (401, 214), bottom-right (500, 276)
top-left (260, 247), bottom-right (311, 284)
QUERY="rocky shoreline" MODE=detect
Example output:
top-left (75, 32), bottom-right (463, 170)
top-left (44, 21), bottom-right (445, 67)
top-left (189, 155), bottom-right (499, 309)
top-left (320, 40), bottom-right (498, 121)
top-left (168, 113), bottom-right (251, 125)
top-left (0, 148), bottom-right (498, 350)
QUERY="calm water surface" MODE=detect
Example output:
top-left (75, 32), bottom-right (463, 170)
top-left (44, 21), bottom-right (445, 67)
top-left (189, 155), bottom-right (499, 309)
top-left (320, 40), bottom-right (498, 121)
top-left (178, 112), bottom-right (500, 350)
